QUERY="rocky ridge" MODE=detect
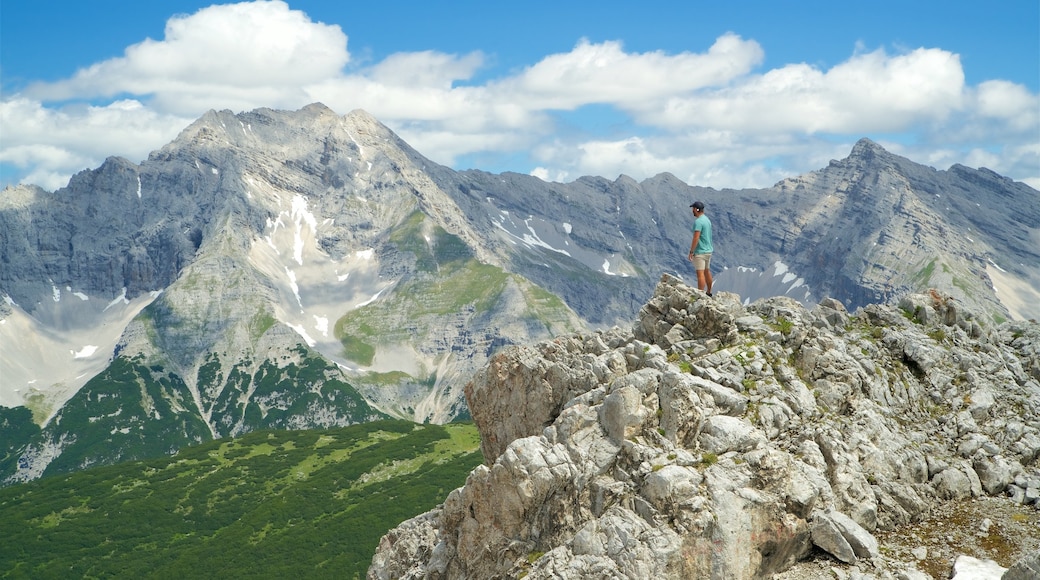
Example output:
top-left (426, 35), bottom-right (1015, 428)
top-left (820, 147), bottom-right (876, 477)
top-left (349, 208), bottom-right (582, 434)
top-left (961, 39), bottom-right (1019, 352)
top-left (369, 274), bottom-right (1040, 579)
top-left (430, 138), bottom-right (1040, 325)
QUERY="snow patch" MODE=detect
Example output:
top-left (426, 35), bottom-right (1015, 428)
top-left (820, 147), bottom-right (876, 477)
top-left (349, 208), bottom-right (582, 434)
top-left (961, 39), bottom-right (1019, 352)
top-left (314, 315), bottom-right (329, 337)
top-left (356, 288), bottom-right (385, 308)
top-left (104, 288), bottom-right (129, 311)
top-left (285, 268), bottom-right (303, 310)
top-left (563, 222), bottom-right (572, 235)
top-left (492, 218), bottom-right (571, 257)
top-left (136, 176), bottom-right (142, 198)
top-left (356, 249), bottom-right (375, 260)
top-left (72, 345), bottom-right (98, 359)
top-left (286, 322), bottom-right (316, 347)
top-left (290, 194), bottom-right (318, 266)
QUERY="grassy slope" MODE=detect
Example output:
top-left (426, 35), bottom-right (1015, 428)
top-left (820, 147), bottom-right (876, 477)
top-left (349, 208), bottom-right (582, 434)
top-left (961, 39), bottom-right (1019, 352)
top-left (335, 211), bottom-right (577, 368)
top-left (0, 419), bottom-right (482, 579)
top-left (0, 346), bottom-right (392, 484)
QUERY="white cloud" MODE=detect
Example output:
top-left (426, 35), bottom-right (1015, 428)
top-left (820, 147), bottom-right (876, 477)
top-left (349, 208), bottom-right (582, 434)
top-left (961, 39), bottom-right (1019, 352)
top-left (0, 97), bottom-right (191, 191)
top-left (367, 50), bottom-right (485, 88)
top-left (495, 33), bottom-right (764, 110)
top-left (969, 80), bottom-right (1039, 136)
top-left (1, 0), bottom-right (1037, 193)
top-left (641, 47), bottom-right (966, 134)
top-left (26, 1), bottom-right (348, 113)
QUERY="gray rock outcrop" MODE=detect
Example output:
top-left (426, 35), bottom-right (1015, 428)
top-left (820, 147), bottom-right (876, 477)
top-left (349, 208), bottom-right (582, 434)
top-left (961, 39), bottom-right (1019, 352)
top-left (370, 273), bottom-right (1040, 579)
top-left (1003, 548), bottom-right (1040, 580)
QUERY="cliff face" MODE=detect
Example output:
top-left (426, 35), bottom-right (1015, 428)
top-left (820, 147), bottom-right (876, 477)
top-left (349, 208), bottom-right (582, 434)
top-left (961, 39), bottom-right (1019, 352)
top-left (369, 275), bottom-right (1040, 579)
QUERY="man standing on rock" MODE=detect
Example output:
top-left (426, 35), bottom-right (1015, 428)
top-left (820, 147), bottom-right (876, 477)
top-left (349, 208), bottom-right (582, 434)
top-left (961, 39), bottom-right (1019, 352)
top-left (688, 201), bottom-right (714, 296)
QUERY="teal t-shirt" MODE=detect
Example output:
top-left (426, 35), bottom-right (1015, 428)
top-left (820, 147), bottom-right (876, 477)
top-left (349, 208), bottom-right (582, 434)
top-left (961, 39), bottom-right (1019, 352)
top-left (693, 215), bottom-right (713, 254)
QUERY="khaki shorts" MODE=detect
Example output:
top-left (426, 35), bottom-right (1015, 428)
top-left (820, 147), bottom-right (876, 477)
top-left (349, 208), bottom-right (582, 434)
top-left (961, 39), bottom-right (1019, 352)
top-left (692, 253), bottom-right (712, 270)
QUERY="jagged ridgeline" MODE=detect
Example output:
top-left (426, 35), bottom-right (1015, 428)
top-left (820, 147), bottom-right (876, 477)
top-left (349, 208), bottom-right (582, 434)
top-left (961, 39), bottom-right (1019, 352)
top-left (0, 420), bottom-right (483, 578)
top-left (371, 275), bottom-right (1040, 579)
top-left (1, 104), bottom-right (1038, 486)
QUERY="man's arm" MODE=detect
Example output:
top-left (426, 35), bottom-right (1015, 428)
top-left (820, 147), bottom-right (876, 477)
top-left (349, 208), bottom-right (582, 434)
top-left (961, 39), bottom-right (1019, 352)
top-left (688, 231), bottom-right (701, 260)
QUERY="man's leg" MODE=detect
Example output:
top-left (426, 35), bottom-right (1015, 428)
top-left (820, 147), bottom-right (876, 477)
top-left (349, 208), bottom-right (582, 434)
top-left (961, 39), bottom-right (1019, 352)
top-left (696, 269), bottom-right (707, 292)
top-left (705, 269), bottom-right (713, 295)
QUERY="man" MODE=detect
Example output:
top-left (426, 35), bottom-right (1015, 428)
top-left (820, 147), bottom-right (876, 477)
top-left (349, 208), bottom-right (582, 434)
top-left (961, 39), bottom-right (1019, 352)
top-left (688, 201), bottom-right (713, 296)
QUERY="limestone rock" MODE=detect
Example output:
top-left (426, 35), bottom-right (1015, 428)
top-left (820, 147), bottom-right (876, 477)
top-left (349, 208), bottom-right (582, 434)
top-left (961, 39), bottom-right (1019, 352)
top-left (810, 510), bottom-right (879, 564)
top-left (370, 275), bottom-right (1040, 579)
top-left (1003, 548), bottom-right (1040, 580)
top-left (951, 555), bottom-right (1007, 579)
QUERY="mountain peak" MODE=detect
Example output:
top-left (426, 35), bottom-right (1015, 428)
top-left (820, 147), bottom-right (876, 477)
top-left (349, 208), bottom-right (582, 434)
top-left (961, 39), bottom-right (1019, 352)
top-left (300, 102), bottom-right (336, 116)
top-left (849, 137), bottom-right (888, 158)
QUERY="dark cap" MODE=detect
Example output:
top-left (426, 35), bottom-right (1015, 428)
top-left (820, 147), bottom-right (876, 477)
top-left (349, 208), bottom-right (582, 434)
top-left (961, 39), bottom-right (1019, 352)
top-left (690, 201), bottom-right (705, 211)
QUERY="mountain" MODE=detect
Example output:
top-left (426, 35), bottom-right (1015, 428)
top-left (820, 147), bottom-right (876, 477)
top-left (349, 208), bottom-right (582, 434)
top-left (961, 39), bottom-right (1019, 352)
top-left (2, 103), bottom-right (1038, 484)
top-left (0, 105), bottom-right (582, 484)
top-left (0, 419), bottom-right (482, 578)
top-left (369, 274), bottom-right (1040, 579)
top-left (429, 137), bottom-right (1040, 323)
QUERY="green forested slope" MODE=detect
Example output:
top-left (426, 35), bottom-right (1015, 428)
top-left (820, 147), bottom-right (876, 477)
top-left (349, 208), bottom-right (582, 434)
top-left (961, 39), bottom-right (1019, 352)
top-left (0, 419), bottom-right (482, 579)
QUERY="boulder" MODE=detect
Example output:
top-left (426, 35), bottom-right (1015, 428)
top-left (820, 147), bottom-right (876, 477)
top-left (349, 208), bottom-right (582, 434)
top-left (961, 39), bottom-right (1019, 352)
top-left (810, 510), bottom-right (879, 564)
top-left (951, 555), bottom-right (1007, 579)
top-left (1003, 548), bottom-right (1040, 580)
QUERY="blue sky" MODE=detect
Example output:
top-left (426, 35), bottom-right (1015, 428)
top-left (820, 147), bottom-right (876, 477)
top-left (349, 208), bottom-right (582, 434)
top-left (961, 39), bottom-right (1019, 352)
top-left (2, 0), bottom-right (1038, 191)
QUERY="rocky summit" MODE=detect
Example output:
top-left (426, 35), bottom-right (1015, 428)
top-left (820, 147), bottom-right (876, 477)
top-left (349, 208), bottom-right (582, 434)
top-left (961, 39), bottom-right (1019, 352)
top-left (369, 274), bottom-right (1040, 579)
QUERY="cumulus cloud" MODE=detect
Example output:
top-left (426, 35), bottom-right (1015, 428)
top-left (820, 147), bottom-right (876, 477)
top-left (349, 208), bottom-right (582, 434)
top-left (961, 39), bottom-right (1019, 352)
top-left (640, 47), bottom-right (966, 134)
top-left (367, 50), bottom-right (485, 88)
top-left (26, 1), bottom-right (348, 112)
top-left (971, 80), bottom-right (1039, 132)
top-left (493, 33), bottom-right (764, 110)
top-left (0, 98), bottom-right (192, 191)
top-left (2, 0), bottom-right (1037, 193)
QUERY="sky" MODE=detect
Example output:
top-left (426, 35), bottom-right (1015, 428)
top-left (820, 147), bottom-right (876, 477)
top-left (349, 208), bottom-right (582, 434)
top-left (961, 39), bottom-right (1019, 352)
top-left (1, 0), bottom-right (1038, 192)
